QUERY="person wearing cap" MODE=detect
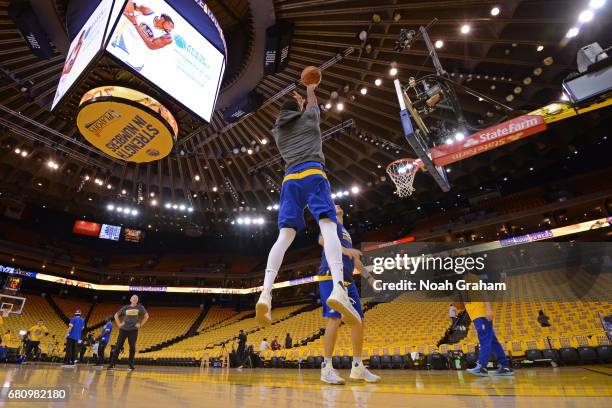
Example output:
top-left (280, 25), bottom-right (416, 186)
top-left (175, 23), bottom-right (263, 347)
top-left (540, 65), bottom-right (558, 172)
top-left (62, 309), bottom-right (85, 368)
top-left (25, 319), bottom-right (49, 361)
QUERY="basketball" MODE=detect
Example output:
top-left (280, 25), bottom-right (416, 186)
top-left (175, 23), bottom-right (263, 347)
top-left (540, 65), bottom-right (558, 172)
top-left (301, 66), bottom-right (321, 86)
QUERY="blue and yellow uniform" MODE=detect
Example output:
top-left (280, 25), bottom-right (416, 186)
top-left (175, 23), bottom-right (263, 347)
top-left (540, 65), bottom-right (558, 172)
top-left (318, 224), bottom-right (364, 318)
top-left (279, 161), bottom-right (337, 230)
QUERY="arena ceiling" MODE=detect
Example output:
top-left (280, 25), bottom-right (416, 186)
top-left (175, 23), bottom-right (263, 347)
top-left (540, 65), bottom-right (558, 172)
top-left (0, 0), bottom-right (610, 232)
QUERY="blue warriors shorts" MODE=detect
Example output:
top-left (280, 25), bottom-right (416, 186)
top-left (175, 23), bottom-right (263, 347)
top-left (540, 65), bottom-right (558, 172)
top-left (278, 162), bottom-right (337, 231)
top-left (319, 279), bottom-right (364, 319)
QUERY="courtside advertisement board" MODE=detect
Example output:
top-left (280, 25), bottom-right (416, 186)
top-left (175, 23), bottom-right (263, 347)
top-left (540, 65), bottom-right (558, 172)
top-left (106, 0), bottom-right (225, 122)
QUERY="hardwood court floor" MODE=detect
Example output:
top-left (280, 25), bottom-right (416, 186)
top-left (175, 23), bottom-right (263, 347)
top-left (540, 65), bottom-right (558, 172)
top-left (0, 364), bottom-right (610, 407)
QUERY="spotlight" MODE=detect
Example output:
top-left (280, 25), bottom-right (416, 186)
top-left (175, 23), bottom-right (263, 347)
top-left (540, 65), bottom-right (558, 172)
top-left (150, 192), bottom-right (155, 197)
top-left (116, 207), bottom-right (123, 212)
top-left (445, 138), bottom-right (453, 145)
top-left (261, 138), bottom-right (268, 145)
top-left (589, 0), bottom-right (605, 9)
top-left (107, 184), bottom-right (112, 190)
top-left (273, 204), bottom-right (279, 210)
top-left (237, 218), bottom-right (244, 224)
top-left (537, 45), bottom-right (544, 52)
top-left (336, 103), bottom-right (344, 111)
top-left (244, 217), bottom-right (252, 225)
top-left (454, 132), bottom-right (465, 141)
top-left (151, 199), bottom-right (158, 206)
top-left (20, 151), bottom-right (28, 157)
top-left (188, 207), bottom-right (194, 212)
top-left (107, 204), bottom-right (115, 211)
top-left (389, 67), bottom-right (398, 76)
top-left (435, 40), bottom-right (444, 49)
top-left (165, 203), bottom-right (171, 209)
top-left (566, 27), bottom-right (579, 38)
top-left (266, 206), bottom-right (272, 211)
top-left (14, 148), bottom-right (20, 154)
top-left (194, 175), bottom-right (200, 181)
top-left (460, 24), bottom-right (470, 34)
top-left (212, 187), bottom-right (218, 192)
top-left (123, 208), bottom-right (131, 214)
top-left (47, 160), bottom-right (58, 169)
top-left (131, 209), bottom-right (138, 216)
top-left (360, 87), bottom-right (367, 95)
top-left (179, 204), bottom-right (186, 211)
top-left (578, 9), bottom-right (594, 23)
top-left (172, 204), bottom-right (178, 209)
top-left (343, 190), bottom-right (349, 196)
top-left (331, 193), bottom-right (337, 199)
top-left (325, 102), bottom-right (332, 109)
top-left (121, 189), bottom-right (127, 195)
top-left (490, 7), bottom-right (500, 16)
top-left (351, 186), bottom-right (360, 194)
top-left (374, 78), bottom-right (382, 86)
top-left (247, 148), bottom-right (253, 154)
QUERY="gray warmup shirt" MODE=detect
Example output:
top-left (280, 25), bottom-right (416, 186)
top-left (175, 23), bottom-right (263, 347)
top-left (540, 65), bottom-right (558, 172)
top-left (272, 105), bottom-right (324, 170)
top-left (117, 303), bottom-right (147, 331)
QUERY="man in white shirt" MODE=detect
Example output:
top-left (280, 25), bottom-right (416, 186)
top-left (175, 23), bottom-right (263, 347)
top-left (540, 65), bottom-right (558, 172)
top-left (260, 338), bottom-right (268, 352)
top-left (449, 304), bottom-right (457, 325)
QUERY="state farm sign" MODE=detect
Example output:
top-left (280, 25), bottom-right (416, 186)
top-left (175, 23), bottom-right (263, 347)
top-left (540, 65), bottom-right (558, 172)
top-left (430, 115), bottom-right (547, 166)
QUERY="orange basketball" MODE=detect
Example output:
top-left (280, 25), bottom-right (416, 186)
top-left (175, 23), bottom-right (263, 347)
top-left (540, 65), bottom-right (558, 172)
top-left (301, 66), bottom-right (322, 86)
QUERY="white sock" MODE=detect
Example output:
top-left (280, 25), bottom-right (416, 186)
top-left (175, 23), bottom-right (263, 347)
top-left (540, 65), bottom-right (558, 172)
top-left (323, 357), bottom-right (333, 368)
top-left (319, 218), bottom-right (344, 286)
top-left (353, 357), bottom-right (363, 365)
top-left (262, 228), bottom-right (296, 292)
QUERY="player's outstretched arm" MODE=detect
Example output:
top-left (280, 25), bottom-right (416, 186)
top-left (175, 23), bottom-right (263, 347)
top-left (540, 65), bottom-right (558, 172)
top-left (306, 84), bottom-right (318, 109)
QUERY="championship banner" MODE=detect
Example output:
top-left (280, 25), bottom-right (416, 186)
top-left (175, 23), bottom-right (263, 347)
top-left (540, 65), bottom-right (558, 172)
top-left (77, 86), bottom-right (178, 162)
top-left (264, 21), bottom-right (294, 75)
top-left (8, 0), bottom-right (55, 59)
top-left (222, 90), bottom-right (264, 123)
top-left (430, 115), bottom-right (546, 166)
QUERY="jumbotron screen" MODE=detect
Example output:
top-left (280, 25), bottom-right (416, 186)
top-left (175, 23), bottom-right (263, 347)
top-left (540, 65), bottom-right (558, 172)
top-left (51, 0), bottom-right (115, 110)
top-left (106, 0), bottom-right (226, 122)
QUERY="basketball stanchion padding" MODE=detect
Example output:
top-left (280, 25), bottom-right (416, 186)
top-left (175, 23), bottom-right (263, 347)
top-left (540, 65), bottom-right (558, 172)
top-left (386, 158), bottom-right (423, 197)
top-left (301, 66), bottom-right (322, 86)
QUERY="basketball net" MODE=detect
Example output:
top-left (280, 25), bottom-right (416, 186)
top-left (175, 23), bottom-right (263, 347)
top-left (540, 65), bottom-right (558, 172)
top-left (386, 158), bottom-right (422, 198)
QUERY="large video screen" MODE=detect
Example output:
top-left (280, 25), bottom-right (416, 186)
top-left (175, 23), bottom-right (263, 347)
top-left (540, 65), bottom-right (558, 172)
top-left (51, 0), bottom-right (114, 110)
top-left (123, 228), bottom-right (144, 243)
top-left (99, 224), bottom-right (122, 241)
top-left (106, 0), bottom-right (225, 122)
top-left (72, 220), bottom-right (102, 237)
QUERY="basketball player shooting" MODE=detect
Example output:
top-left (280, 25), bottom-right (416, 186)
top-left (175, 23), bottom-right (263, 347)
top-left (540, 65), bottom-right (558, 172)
top-left (122, 1), bottom-right (174, 51)
top-left (255, 75), bottom-right (362, 328)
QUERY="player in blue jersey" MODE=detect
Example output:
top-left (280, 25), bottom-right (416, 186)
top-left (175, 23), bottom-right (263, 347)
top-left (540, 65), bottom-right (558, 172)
top-left (62, 309), bottom-right (85, 368)
top-left (318, 205), bottom-right (380, 384)
top-left (255, 83), bottom-right (361, 328)
top-left (94, 315), bottom-right (113, 368)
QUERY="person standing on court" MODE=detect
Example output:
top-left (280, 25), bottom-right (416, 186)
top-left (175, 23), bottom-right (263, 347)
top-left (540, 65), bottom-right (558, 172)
top-left (108, 294), bottom-right (148, 371)
top-left (318, 204), bottom-right (380, 384)
top-left (62, 309), bottom-right (84, 368)
top-left (95, 315), bottom-right (113, 368)
top-left (255, 75), bottom-right (361, 328)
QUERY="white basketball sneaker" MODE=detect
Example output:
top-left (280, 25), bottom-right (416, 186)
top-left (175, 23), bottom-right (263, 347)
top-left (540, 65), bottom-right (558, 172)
top-left (326, 283), bottom-right (362, 326)
top-left (350, 362), bottom-right (381, 383)
top-left (321, 364), bottom-right (345, 385)
top-left (255, 290), bottom-right (272, 326)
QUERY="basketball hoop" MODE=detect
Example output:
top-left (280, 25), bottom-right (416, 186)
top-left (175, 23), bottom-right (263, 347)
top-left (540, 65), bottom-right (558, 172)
top-left (386, 158), bottom-right (422, 197)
